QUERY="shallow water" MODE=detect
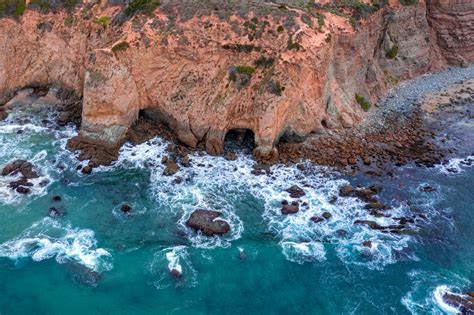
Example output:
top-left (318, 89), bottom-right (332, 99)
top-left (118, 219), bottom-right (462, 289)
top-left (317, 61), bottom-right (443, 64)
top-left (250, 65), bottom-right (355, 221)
top-left (0, 102), bottom-right (473, 314)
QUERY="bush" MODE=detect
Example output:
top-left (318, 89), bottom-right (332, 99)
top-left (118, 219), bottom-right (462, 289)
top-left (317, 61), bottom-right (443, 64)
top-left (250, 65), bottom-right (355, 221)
top-left (315, 12), bottom-right (325, 32)
top-left (287, 40), bottom-right (302, 51)
top-left (111, 41), bottom-right (130, 53)
top-left (236, 66), bottom-right (256, 75)
top-left (0, 0), bottom-right (26, 17)
top-left (28, 0), bottom-right (50, 12)
top-left (355, 94), bottom-right (371, 111)
top-left (277, 25), bottom-right (284, 33)
top-left (254, 56), bottom-right (274, 68)
top-left (386, 45), bottom-right (399, 59)
top-left (95, 16), bottom-right (110, 29)
top-left (124, 0), bottom-right (160, 17)
top-left (400, 0), bottom-right (417, 6)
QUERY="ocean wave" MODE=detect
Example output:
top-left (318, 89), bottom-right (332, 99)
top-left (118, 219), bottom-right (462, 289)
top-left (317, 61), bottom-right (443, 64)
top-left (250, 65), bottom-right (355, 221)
top-left (401, 269), bottom-right (471, 314)
top-left (436, 155), bottom-right (474, 175)
top-left (147, 245), bottom-right (197, 289)
top-left (0, 218), bottom-right (113, 273)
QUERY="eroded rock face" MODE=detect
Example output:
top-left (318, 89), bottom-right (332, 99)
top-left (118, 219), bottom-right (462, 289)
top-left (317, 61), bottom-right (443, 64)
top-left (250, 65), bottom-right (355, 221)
top-left (0, 1), bottom-right (473, 164)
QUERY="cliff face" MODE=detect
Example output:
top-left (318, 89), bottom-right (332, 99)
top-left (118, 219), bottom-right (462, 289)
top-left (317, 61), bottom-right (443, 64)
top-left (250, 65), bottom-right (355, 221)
top-left (0, 0), bottom-right (473, 163)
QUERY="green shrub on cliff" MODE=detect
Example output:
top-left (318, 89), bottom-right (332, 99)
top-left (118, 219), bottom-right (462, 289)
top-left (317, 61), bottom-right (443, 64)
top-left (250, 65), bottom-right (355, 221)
top-left (400, 0), bottom-right (417, 6)
top-left (0, 0), bottom-right (25, 17)
top-left (386, 45), bottom-right (399, 59)
top-left (111, 41), bottom-right (130, 53)
top-left (95, 16), bottom-right (110, 29)
top-left (254, 56), bottom-right (274, 69)
top-left (236, 66), bottom-right (256, 76)
top-left (124, 0), bottom-right (160, 17)
top-left (28, 0), bottom-right (50, 12)
top-left (355, 94), bottom-right (371, 111)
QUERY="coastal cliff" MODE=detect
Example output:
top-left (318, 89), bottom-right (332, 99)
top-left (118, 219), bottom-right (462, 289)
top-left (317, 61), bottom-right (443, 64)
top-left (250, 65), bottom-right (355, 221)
top-left (0, 0), bottom-right (473, 164)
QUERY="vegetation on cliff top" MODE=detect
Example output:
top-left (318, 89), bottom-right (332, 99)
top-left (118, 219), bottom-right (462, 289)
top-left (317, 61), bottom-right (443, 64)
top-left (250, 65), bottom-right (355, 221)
top-left (355, 94), bottom-right (371, 111)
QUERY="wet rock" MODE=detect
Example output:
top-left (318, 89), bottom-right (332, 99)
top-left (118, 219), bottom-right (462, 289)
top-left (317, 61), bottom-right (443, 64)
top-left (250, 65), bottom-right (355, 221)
top-left (225, 151), bottom-right (236, 161)
top-left (0, 109), bottom-right (7, 120)
top-left (354, 189), bottom-right (377, 203)
top-left (81, 165), bottom-right (93, 174)
top-left (420, 185), bottom-right (436, 193)
top-left (121, 204), bottom-right (132, 214)
top-left (163, 161), bottom-right (180, 176)
top-left (442, 292), bottom-right (474, 313)
top-left (16, 186), bottom-right (31, 194)
top-left (173, 176), bottom-right (183, 184)
top-left (354, 220), bottom-right (383, 230)
top-left (52, 195), bottom-right (62, 202)
top-left (336, 229), bottom-right (348, 237)
top-left (281, 201), bottom-right (299, 214)
top-left (362, 240), bottom-right (372, 248)
top-left (1, 160), bottom-right (39, 179)
top-left (8, 178), bottom-right (33, 189)
top-left (180, 155), bottom-right (191, 167)
top-left (329, 196), bottom-right (337, 204)
top-left (365, 201), bottom-right (387, 210)
top-left (170, 268), bottom-right (182, 278)
top-left (322, 212), bottom-right (332, 219)
top-left (285, 185), bottom-right (305, 198)
top-left (339, 185), bottom-right (355, 197)
top-left (186, 209), bottom-right (230, 236)
top-left (310, 216), bottom-right (324, 223)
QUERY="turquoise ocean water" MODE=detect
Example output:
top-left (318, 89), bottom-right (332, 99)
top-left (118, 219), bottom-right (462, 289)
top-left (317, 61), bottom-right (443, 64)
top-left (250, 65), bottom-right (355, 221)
top-left (0, 102), bottom-right (472, 314)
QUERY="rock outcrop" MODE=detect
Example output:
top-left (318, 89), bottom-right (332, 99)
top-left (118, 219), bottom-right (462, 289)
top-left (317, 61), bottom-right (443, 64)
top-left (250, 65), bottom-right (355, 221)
top-left (0, 0), bottom-right (473, 164)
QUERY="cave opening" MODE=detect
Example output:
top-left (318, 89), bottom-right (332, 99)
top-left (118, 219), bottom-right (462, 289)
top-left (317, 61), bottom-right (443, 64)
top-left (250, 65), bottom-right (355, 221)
top-left (224, 128), bottom-right (255, 154)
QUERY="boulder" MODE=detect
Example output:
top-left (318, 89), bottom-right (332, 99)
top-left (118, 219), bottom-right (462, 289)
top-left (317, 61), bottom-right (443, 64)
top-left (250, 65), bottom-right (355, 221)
top-left (285, 185), bottom-right (305, 198)
top-left (186, 209), bottom-right (230, 236)
top-left (339, 185), bottom-right (355, 197)
top-left (2, 160), bottom-right (39, 179)
top-left (163, 161), bottom-right (180, 176)
top-left (281, 201), bottom-right (299, 214)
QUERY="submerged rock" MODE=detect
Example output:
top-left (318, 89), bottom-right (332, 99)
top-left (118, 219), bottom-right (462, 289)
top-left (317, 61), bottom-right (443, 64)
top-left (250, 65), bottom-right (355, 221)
top-left (48, 207), bottom-right (65, 218)
top-left (1, 160), bottom-right (39, 179)
top-left (420, 185), bottom-right (436, 193)
top-left (170, 268), bottom-right (182, 278)
top-left (186, 209), bottom-right (231, 236)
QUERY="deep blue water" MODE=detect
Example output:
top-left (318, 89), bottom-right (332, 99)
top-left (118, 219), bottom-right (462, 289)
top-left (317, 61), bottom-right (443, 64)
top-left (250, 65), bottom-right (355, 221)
top-left (0, 101), bottom-right (472, 314)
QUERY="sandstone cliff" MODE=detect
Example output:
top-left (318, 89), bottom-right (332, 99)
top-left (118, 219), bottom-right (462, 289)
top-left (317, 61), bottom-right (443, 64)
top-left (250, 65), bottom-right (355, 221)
top-left (0, 0), bottom-right (473, 163)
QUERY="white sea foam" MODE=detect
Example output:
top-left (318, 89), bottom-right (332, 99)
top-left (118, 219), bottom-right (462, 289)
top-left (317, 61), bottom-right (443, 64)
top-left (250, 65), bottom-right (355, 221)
top-left (436, 155), bottom-right (474, 175)
top-left (107, 137), bottom-right (427, 268)
top-left (0, 218), bottom-right (113, 272)
top-left (148, 245), bottom-right (197, 289)
top-left (401, 270), bottom-right (471, 314)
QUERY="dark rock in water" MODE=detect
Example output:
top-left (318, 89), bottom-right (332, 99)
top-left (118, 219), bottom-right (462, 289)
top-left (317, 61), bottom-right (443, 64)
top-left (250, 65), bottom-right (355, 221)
top-left (339, 185), bottom-right (354, 197)
top-left (0, 109), bottom-right (7, 121)
top-left (8, 178), bottom-right (33, 189)
top-left (186, 209), bottom-right (231, 236)
top-left (285, 185), bottom-right (305, 198)
top-left (225, 151), bottom-right (236, 161)
top-left (354, 220), bottom-right (383, 230)
top-left (16, 186), bottom-right (31, 194)
top-left (64, 262), bottom-right (102, 287)
top-left (173, 176), bottom-right (183, 184)
top-left (281, 200), bottom-right (288, 205)
top-left (420, 185), bottom-right (436, 193)
top-left (48, 207), bottom-right (64, 218)
top-left (163, 161), bottom-right (180, 176)
top-left (310, 216), bottom-right (324, 223)
top-left (121, 204), bottom-right (132, 213)
top-left (52, 195), bottom-right (62, 202)
top-left (365, 201), bottom-right (387, 210)
top-left (170, 268), bottom-right (182, 278)
top-left (282, 201), bottom-right (299, 214)
top-left (180, 155), bottom-right (191, 167)
top-left (336, 229), bottom-right (348, 237)
top-left (81, 166), bottom-right (93, 174)
top-left (354, 189), bottom-right (377, 203)
top-left (322, 212), bottom-right (332, 219)
top-left (442, 292), bottom-right (474, 314)
top-left (329, 196), bottom-right (337, 204)
top-left (362, 240), bottom-right (372, 248)
top-left (1, 160), bottom-right (39, 179)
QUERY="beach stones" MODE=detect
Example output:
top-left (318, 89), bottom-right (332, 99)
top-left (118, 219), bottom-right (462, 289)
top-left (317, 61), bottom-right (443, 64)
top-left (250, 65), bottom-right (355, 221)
top-left (186, 209), bottom-right (230, 236)
top-left (285, 185), bottom-right (305, 198)
top-left (281, 201), bottom-right (299, 214)
top-left (2, 160), bottom-right (39, 179)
